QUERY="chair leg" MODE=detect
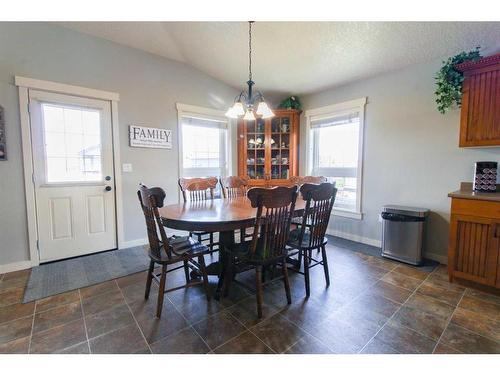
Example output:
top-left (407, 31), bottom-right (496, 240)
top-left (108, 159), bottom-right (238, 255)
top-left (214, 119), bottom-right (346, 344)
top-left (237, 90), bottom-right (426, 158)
top-left (183, 260), bottom-right (190, 284)
top-left (321, 244), bottom-right (330, 286)
top-left (156, 265), bottom-right (167, 318)
top-left (303, 249), bottom-right (311, 297)
top-left (297, 249), bottom-right (303, 270)
top-left (282, 262), bottom-right (292, 304)
top-left (198, 255), bottom-right (211, 301)
top-left (215, 251), bottom-right (226, 301)
top-left (255, 266), bottom-right (264, 318)
top-left (144, 260), bottom-right (155, 300)
top-left (222, 254), bottom-right (233, 297)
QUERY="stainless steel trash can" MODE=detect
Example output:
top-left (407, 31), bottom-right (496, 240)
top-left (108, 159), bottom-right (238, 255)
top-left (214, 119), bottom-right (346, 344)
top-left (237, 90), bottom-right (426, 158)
top-left (381, 205), bottom-right (429, 266)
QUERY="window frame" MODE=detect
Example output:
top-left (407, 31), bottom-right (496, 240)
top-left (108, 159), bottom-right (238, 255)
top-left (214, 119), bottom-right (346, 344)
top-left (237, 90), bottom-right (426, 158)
top-left (305, 97), bottom-right (366, 220)
top-left (176, 102), bottom-right (231, 182)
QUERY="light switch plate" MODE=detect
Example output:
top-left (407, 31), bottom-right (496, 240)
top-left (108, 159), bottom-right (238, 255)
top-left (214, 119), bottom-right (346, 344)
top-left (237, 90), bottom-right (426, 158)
top-left (122, 163), bottom-right (133, 173)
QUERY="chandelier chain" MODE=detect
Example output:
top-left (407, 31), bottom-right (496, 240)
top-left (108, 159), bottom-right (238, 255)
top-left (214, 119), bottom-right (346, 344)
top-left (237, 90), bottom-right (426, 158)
top-left (248, 21), bottom-right (252, 82)
top-left (226, 21), bottom-right (273, 119)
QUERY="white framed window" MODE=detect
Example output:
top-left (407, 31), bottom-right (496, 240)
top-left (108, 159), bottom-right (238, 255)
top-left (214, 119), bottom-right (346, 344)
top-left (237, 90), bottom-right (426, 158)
top-left (305, 97), bottom-right (366, 219)
top-left (176, 103), bottom-right (230, 180)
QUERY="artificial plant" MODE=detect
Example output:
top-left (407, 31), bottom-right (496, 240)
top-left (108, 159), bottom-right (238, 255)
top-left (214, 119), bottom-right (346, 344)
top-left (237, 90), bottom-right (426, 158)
top-left (278, 96), bottom-right (302, 110)
top-left (435, 47), bottom-right (482, 114)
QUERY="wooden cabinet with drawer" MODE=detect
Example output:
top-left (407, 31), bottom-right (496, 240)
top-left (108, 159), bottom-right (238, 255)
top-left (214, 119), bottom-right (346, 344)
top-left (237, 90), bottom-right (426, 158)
top-left (448, 192), bottom-right (500, 289)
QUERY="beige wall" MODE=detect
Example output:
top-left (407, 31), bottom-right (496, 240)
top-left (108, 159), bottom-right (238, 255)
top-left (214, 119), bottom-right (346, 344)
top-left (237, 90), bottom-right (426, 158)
top-left (0, 23), bottom-right (237, 268)
top-left (300, 58), bottom-right (500, 261)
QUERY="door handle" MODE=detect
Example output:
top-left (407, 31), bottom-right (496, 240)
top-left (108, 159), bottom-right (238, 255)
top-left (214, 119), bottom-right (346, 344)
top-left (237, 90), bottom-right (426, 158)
top-left (105, 176), bottom-right (112, 181)
top-left (105, 186), bottom-right (112, 192)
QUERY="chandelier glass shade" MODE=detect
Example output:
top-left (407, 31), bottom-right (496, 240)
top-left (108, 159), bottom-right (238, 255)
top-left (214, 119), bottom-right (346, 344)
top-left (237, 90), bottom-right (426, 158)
top-left (226, 21), bottom-right (274, 120)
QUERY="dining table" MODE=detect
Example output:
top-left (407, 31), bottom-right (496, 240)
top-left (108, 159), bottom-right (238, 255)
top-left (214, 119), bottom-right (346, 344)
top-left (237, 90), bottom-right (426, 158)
top-left (158, 195), bottom-right (306, 297)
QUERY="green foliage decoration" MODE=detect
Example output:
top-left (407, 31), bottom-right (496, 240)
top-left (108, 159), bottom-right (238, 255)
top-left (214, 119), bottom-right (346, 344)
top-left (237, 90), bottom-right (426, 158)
top-left (278, 96), bottom-right (302, 110)
top-left (435, 47), bottom-right (482, 114)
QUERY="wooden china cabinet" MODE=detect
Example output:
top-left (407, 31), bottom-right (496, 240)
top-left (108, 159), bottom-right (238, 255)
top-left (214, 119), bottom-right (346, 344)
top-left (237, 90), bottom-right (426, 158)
top-left (237, 109), bottom-right (301, 187)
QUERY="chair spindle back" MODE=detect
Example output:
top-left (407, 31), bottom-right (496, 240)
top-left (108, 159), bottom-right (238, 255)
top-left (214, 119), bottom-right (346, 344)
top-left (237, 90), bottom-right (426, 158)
top-left (138, 183), bottom-right (172, 259)
top-left (247, 186), bottom-right (298, 261)
top-left (178, 177), bottom-right (218, 202)
top-left (220, 176), bottom-right (248, 198)
top-left (289, 175), bottom-right (328, 187)
top-left (298, 183), bottom-right (337, 249)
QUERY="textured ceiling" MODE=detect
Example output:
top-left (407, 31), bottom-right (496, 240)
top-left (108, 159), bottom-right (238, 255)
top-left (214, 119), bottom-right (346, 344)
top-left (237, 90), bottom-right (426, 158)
top-left (59, 22), bottom-right (500, 96)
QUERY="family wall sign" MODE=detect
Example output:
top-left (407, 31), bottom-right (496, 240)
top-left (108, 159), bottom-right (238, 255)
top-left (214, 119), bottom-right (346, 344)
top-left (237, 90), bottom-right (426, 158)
top-left (129, 125), bottom-right (172, 149)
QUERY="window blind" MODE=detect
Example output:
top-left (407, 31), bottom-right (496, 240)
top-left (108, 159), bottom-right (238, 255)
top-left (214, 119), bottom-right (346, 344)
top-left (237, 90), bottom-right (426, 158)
top-left (181, 115), bottom-right (227, 129)
top-left (310, 110), bottom-right (360, 129)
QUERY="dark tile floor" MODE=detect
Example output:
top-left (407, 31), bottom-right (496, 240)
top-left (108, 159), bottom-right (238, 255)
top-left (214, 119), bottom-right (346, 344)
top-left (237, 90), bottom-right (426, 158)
top-left (1, 244), bottom-right (500, 354)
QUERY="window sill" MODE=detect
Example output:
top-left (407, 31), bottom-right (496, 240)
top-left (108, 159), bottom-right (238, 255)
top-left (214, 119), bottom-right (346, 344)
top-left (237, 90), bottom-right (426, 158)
top-left (332, 209), bottom-right (363, 220)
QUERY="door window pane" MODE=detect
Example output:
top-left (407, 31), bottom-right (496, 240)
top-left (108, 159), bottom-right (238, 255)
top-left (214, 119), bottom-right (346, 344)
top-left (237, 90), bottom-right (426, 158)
top-left (42, 104), bottom-right (102, 183)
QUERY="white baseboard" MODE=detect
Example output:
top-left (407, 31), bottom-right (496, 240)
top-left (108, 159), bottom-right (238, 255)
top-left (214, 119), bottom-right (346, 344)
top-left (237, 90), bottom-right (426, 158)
top-left (0, 260), bottom-right (34, 274)
top-left (326, 229), bottom-right (382, 248)
top-left (326, 229), bottom-right (447, 265)
top-left (1, 234), bottom-right (444, 275)
top-left (119, 238), bottom-right (148, 249)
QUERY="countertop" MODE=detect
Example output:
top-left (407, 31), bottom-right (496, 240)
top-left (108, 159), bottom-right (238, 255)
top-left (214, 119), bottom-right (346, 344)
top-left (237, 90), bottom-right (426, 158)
top-left (448, 182), bottom-right (500, 202)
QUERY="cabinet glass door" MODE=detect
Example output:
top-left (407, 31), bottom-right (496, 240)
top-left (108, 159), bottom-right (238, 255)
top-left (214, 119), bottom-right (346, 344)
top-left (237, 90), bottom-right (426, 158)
top-left (270, 115), bottom-right (291, 180)
top-left (246, 118), bottom-right (266, 180)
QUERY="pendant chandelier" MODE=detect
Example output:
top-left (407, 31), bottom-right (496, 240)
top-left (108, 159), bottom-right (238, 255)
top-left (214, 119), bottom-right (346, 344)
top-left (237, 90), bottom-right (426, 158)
top-left (225, 21), bottom-right (274, 120)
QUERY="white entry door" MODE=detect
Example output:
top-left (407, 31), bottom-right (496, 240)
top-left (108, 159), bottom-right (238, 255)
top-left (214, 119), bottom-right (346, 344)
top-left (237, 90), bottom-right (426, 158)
top-left (29, 90), bottom-right (117, 262)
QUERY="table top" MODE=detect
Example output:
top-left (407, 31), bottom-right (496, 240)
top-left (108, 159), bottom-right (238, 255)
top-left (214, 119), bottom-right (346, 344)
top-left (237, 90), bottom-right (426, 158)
top-left (159, 196), bottom-right (306, 232)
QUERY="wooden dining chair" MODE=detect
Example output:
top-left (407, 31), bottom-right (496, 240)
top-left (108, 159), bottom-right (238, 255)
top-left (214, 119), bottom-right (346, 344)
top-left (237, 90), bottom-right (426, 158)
top-left (138, 183), bottom-right (211, 318)
top-left (179, 177), bottom-right (218, 202)
top-left (289, 175), bottom-right (328, 186)
top-left (178, 177), bottom-right (219, 253)
top-left (219, 186), bottom-right (298, 318)
top-left (289, 176), bottom-right (328, 227)
top-left (220, 176), bottom-right (252, 242)
top-left (220, 176), bottom-right (248, 198)
top-left (286, 182), bottom-right (337, 297)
